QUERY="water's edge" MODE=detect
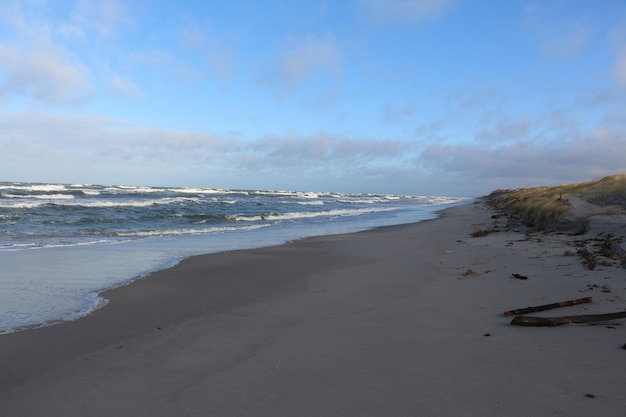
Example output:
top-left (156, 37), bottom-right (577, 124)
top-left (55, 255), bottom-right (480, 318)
top-left (0, 200), bottom-right (472, 334)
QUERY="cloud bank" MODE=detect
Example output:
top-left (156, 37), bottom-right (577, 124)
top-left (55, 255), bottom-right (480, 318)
top-left (1, 112), bottom-right (624, 195)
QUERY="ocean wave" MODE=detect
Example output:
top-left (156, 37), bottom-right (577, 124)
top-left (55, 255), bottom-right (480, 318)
top-left (227, 207), bottom-right (396, 222)
top-left (0, 183), bottom-right (68, 192)
top-left (1, 193), bottom-right (75, 200)
top-left (338, 198), bottom-right (387, 204)
top-left (294, 200), bottom-right (324, 206)
top-left (0, 239), bottom-right (123, 252)
top-left (113, 185), bottom-right (165, 193)
top-left (80, 190), bottom-right (101, 196)
top-left (0, 181), bottom-right (470, 257)
top-left (414, 195), bottom-right (467, 204)
top-left (100, 185), bottom-right (240, 196)
top-left (167, 187), bottom-right (240, 195)
top-left (0, 201), bottom-right (44, 209)
top-left (60, 293), bottom-right (109, 324)
top-left (113, 223), bottom-right (270, 237)
top-left (297, 192), bottom-right (319, 198)
top-left (0, 196), bottom-right (203, 209)
top-left (250, 190), bottom-right (323, 198)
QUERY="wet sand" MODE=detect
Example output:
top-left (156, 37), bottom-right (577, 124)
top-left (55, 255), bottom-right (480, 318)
top-left (2, 202), bottom-right (626, 416)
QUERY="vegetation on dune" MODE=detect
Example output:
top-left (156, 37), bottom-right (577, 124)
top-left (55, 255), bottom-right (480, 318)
top-left (486, 173), bottom-right (626, 231)
top-left (583, 173), bottom-right (626, 205)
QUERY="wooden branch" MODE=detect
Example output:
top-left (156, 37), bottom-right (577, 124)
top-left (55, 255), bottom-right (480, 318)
top-left (503, 297), bottom-right (592, 317)
top-left (511, 311), bottom-right (626, 326)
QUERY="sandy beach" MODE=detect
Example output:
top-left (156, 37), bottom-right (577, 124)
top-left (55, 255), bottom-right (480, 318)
top-left (2, 201), bottom-right (626, 416)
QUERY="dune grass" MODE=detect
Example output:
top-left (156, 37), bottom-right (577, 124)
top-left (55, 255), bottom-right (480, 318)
top-left (486, 173), bottom-right (626, 231)
top-left (583, 173), bottom-right (626, 205)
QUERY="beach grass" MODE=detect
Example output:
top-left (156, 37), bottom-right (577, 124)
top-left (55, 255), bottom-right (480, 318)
top-left (486, 173), bottom-right (626, 231)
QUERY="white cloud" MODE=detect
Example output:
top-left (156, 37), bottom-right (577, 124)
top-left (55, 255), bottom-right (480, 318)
top-left (250, 133), bottom-right (411, 170)
top-left (0, 112), bottom-right (416, 188)
top-left (174, 18), bottom-right (237, 84)
top-left (70, 0), bottom-right (133, 39)
top-left (1, 110), bottom-right (625, 195)
top-left (383, 104), bottom-right (416, 124)
top-left (127, 49), bottom-right (175, 67)
top-left (109, 75), bottom-right (141, 98)
top-left (206, 49), bottom-right (235, 83)
top-left (176, 17), bottom-right (212, 50)
top-left (0, 1), bottom-right (99, 104)
top-left (476, 116), bottom-right (532, 143)
top-left (282, 35), bottom-right (340, 80)
top-left (360, 0), bottom-right (454, 24)
top-left (0, 41), bottom-right (92, 103)
top-left (127, 18), bottom-right (236, 85)
top-left (524, 4), bottom-right (593, 60)
top-left (614, 46), bottom-right (626, 86)
top-left (606, 16), bottom-right (626, 87)
top-left (260, 33), bottom-right (343, 99)
top-left (543, 25), bottom-right (592, 60)
top-left (417, 130), bottom-right (626, 193)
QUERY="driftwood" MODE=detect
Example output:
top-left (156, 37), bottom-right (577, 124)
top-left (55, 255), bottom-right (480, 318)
top-left (511, 311), bottom-right (626, 326)
top-left (503, 297), bottom-right (592, 317)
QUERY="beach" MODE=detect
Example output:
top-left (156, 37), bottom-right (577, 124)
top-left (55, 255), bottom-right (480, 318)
top-left (2, 201), bottom-right (626, 416)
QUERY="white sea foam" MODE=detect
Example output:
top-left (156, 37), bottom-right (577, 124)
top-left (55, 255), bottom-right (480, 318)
top-left (168, 187), bottom-right (236, 194)
top-left (295, 200), bottom-right (324, 205)
top-left (251, 190), bottom-right (299, 197)
top-left (103, 185), bottom-right (169, 194)
top-left (116, 185), bottom-right (163, 192)
top-left (297, 192), bottom-right (319, 198)
top-left (81, 190), bottom-right (101, 196)
top-left (227, 207), bottom-right (396, 222)
top-left (0, 200), bottom-right (46, 208)
top-left (0, 239), bottom-right (128, 252)
top-left (13, 196), bottom-right (202, 209)
top-left (1, 193), bottom-right (75, 200)
top-left (113, 223), bottom-right (270, 237)
top-left (0, 243), bottom-right (41, 251)
top-left (61, 293), bottom-right (109, 323)
top-left (0, 184), bottom-right (67, 192)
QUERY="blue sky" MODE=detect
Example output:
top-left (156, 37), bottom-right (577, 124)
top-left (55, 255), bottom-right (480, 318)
top-left (1, 0), bottom-right (625, 196)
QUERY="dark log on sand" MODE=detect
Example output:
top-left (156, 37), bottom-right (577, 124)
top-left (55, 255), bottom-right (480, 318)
top-left (511, 311), bottom-right (626, 326)
top-left (503, 297), bottom-right (592, 317)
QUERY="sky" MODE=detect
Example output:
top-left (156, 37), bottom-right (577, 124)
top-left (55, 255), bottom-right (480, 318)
top-left (1, 0), bottom-right (626, 196)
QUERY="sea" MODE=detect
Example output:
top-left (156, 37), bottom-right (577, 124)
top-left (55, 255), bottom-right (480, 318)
top-left (0, 181), bottom-right (470, 334)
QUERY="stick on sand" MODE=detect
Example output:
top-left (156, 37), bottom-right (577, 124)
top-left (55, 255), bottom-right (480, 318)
top-left (511, 311), bottom-right (626, 326)
top-left (503, 297), bottom-right (592, 317)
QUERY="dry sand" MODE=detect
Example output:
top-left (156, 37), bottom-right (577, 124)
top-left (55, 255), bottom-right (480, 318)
top-left (1, 202), bottom-right (626, 416)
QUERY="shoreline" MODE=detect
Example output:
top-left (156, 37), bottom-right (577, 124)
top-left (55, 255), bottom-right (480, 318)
top-left (2, 202), bottom-right (626, 416)
top-left (0, 200), bottom-right (465, 335)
